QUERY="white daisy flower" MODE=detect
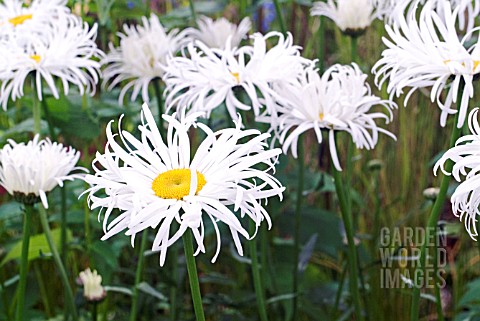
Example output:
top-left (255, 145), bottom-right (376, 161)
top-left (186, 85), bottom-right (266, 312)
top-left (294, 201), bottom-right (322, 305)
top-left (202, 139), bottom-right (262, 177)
top-left (0, 16), bottom-right (103, 110)
top-left (185, 16), bottom-right (251, 49)
top-left (372, 0), bottom-right (480, 128)
top-left (311, 0), bottom-right (377, 35)
top-left (434, 108), bottom-right (480, 239)
top-left (0, 0), bottom-right (70, 32)
top-left (102, 14), bottom-right (187, 104)
top-left (260, 64), bottom-right (396, 170)
top-left (163, 31), bottom-right (314, 121)
top-left (376, 0), bottom-right (480, 31)
top-left (0, 135), bottom-right (85, 209)
top-left (84, 103), bottom-right (284, 266)
top-left (78, 268), bottom-right (106, 302)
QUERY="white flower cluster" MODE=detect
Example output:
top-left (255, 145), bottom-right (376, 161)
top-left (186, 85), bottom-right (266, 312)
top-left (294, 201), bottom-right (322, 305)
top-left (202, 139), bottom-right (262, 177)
top-left (0, 0), bottom-right (104, 110)
top-left (102, 15), bottom-right (252, 105)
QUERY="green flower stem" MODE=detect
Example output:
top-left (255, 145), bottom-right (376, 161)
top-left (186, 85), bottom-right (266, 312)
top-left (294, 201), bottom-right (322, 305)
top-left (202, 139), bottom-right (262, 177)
top-left (272, 0), bottom-right (287, 36)
top-left (38, 204), bottom-right (78, 321)
top-left (317, 17), bottom-right (325, 73)
top-left (129, 229), bottom-right (148, 321)
top-left (60, 186), bottom-right (67, 266)
top-left (292, 138), bottom-right (304, 321)
top-left (34, 263), bottom-right (53, 317)
top-left (153, 78), bottom-right (164, 131)
top-left (249, 220), bottom-right (269, 321)
top-left (183, 229), bottom-right (206, 321)
top-left (92, 302), bottom-right (98, 321)
top-left (410, 82), bottom-right (464, 321)
top-left (40, 98), bottom-right (55, 138)
top-left (32, 87), bottom-right (41, 136)
top-left (15, 204), bottom-right (33, 321)
top-left (351, 36), bottom-right (358, 63)
top-left (332, 138), bottom-right (363, 321)
top-left (188, 0), bottom-right (197, 26)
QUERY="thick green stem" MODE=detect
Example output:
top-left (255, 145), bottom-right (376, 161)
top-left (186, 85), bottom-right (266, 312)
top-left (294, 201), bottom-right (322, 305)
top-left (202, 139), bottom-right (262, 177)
top-left (40, 97), bottom-right (55, 138)
top-left (188, 0), bottom-right (197, 25)
top-left (249, 220), bottom-right (269, 321)
top-left (129, 229), bottom-right (148, 321)
top-left (183, 229), bottom-right (206, 321)
top-left (15, 204), bottom-right (33, 321)
top-left (332, 141), bottom-right (364, 321)
top-left (317, 17), bottom-right (325, 73)
top-left (32, 85), bottom-right (41, 136)
top-left (38, 205), bottom-right (78, 321)
top-left (92, 302), bottom-right (98, 321)
top-left (292, 139), bottom-right (304, 320)
top-left (410, 82), bottom-right (464, 321)
top-left (61, 186), bottom-right (67, 266)
top-left (272, 0), bottom-right (287, 36)
top-left (351, 36), bottom-right (358, 63)
top-left (153, 78), bottom-right (164, 133)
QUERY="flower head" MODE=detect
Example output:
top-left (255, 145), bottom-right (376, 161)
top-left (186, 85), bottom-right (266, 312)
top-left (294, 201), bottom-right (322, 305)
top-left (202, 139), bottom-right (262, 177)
top-left (434, 108), bottom-right (480, 239)
top-left (311, 0), bottom-right (377, 36)
top-left (372, 0), bottom-right (480, 128)
top-left (0, 0), bottom-right (71, 33)
top-left (260, 64), bottom-right (396, 170)
top-left (84, 103), bottom-right (284, 266)
top-left (78, 268), bottom-right (106, 302)
top-left (0, 135), bottom-right (84, 208)
top-left (0, 15), bottom-right (103, 110)
top-left (185, 16), bottom-right (251, 49)
top-left (163, 31), bottom-right (314, 121)
top-left (102, 14), bottom-right (187, 104)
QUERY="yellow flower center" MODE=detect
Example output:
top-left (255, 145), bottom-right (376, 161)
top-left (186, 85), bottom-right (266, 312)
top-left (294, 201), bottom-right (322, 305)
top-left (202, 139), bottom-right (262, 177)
top-left (30, 55), bottom-right (41, 63)
top-left (319, 113), bottom-right (324, 121)
top-left (8, 14), bottom-right (33, 26)
top-left (474, 60), bottom-right (480, 71)
top-left (151, 169), bottom-right (207, 200)
top-left (231, 72), bottom-right (240, 84)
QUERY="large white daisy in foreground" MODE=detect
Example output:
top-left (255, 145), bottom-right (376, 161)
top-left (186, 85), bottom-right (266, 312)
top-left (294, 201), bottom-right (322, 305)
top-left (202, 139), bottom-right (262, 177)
top-left (163, 31), bottom-right (314, 120)
top-left (185, 16), bottom-right (251, 49)
top-left (261, 64), bottom-right (396, 170)
top-left (85, 104), bottom-right (284, 266)
top-left (0, 135), bottom-right (84, 209)
top-left (102, 14), bottom-right (187, 104)
top-left (435, 108), bottom-right (480, 240)
top-left (373, 0), bottom-right (480, 128)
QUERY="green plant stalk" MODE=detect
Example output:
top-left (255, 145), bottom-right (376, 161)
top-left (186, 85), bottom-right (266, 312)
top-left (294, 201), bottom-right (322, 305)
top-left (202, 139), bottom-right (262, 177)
top-left (153, 78), bottom-right (164, 132)
top-left (129, 229), bottom-right (148, 321)
top-left (433, 236), bottom-right (444, 321)
top-left (183, 229), bottom-right (206, 321)
top-left (317, 17), bottom-right (325, 73)
top-left (92, 302), bottom-right (98, 321)
top-left (34, 263), bottom-right (53, 317)
top-left (40, 98), bottom-right (55, 138)
top-left (38, 205), bottom-right (78, 321)
top-left (292, 139), bottom-right (304, 321)
top-left (351, 36), bottom-right (358, 63)
top-left (249, 220), bottom-right (269, 321)
top-left (272, 0), bottom-right (287, 36)
top-left (61, 186), bottom-right (67, 265)
top-left (332, 146), bottom-right (364, 321)
top-left (410, 83), bottom-right (464, 321)
top-left (15, 204), bottom-right (33, 321)
top-left (32, 87), bottom-right (41, 135)
top-left (188, 0), bottom-right (198, 25)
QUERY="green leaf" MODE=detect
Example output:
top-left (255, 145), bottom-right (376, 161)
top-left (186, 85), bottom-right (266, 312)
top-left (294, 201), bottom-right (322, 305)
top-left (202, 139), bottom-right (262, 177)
top-left (1, 228), bottom-right (72, 266)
